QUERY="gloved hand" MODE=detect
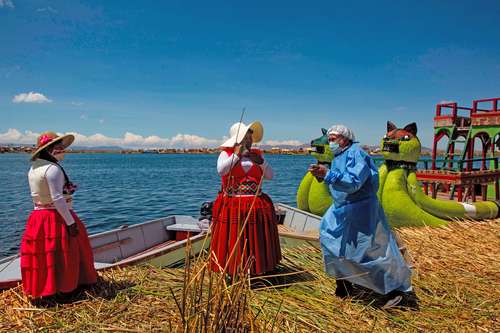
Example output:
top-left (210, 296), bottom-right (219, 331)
top-left (308, 164), bottom-right (328, 182)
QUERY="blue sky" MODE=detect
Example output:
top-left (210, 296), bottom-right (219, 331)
top-left (1, 0), bottom-right (499, 148)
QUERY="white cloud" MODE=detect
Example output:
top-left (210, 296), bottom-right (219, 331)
top-left (74, 132), bottom-right (221, 148)
top-left (71, 101), bottom-right (84, 106)
top-left (12, 92), bottom-right (52, 104)
top-left (36, 6), bottom-right (57, 13)
top-left (0, 129), bottom-right (223, 148)
top-left (0, 129), bottom-right (305, 149)
top-left (264, 139), bottom-right (304, 147)
top-left (99, 119), bottom-right (105, 124)
top-left (0, 129), bottom-right (39, 144)
top-left (0, 0), bottom-right (14, 9)
top-left (69, 132), bottom-right (121, 147)
top-left (170, 134), bottom-right (220, 147)
top-left (80, 114), bottom-right (88, 120)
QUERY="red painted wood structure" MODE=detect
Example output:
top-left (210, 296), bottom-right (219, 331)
top-left (416, 97), bottom-right (500, 202)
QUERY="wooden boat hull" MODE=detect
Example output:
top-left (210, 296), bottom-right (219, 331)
top-left (275, 203), bottom-right (412, 265)
top-left (275, 203), bottom-right (321, 247)
top-left (1, 204), bottom-right (327, 290)
top-left (0, 215), bottom-right (210, 290)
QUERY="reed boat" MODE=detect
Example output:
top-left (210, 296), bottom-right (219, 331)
top-left (0, 215), bottom-right (209, 290)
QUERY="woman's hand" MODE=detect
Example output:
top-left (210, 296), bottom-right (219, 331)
top-left (67, 223), bottom-right (79, 237)
top-left (234, 144), bottom-right (247, 156)
top-left (233, 144), bottom-right (241, 155)
top-left (246, 152), bottom-right (263, 165)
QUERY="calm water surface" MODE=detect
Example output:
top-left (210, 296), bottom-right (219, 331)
top-left (0, 153), bottom-right (314, 257)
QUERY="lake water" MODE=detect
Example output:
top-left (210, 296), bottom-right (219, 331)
top-left (0, 152), bottom-right (485, 257)
top-left (0, 153), bottom-right (315, 257)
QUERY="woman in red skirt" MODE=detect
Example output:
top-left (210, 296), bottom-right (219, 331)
top-left (21, 131), bottom-right (97, 298)
top-left (210, 121), bottom-right (281, 276)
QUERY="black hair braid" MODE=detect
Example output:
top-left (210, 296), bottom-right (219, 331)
top-left (38, 149), bottom-right (71, 185)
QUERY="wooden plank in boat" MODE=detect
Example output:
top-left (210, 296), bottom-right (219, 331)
top-left (124, 239), bottom-right (177, 261)
top-left (278, 224), bottom-right (319, 242)
top-left (93, 237), bottom-right (133, 254)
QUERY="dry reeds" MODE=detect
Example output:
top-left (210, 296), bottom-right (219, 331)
top-left (167, 235), bottom-right (258, 332)
top-left (1, 219), bottom-right (499, 332)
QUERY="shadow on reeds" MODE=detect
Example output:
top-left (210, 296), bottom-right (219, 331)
top-left (348, 285), bottom-right (420, 310)
top-left (168, 232), bottom-right (281, 332)
top-left (31, 276), bottom-right (135, 308)
top-left (250, 264), bottom-right (317, 290)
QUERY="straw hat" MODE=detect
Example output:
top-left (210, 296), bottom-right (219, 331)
top-left (31, 131), bottom-right (75, 160)
top-left (220, 121), bottom-right (263, 147)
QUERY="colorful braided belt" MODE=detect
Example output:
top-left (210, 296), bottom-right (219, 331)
top-left (224, 181), bottom-right (261, 196)
top-left (33, 197), bottom-right (73, 210)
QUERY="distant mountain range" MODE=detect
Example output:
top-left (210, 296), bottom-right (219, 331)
top-left (256, 143), bottom-right (309, 150)
top-left (0, 143), bottom-right (34, 147)
top-left (71, 146), bottom-right (124, 151)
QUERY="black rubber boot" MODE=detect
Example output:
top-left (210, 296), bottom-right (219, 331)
top-left (399, 290), bottom-right (419, 310)
top-left (335, 279), bottom-right (354, 298)
top-left (382, 290), bottom-right (419, 310)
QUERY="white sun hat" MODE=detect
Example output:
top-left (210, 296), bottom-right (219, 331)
top-left (220, 121), bottom-right (264, 147)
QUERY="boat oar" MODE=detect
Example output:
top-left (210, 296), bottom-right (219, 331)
top-left (211, 107), bottom-right (246, 274)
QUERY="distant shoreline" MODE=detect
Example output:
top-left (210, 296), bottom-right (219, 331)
top-left (0, 150), bottom-right (441, 157)
top-left (0, 149), bottom-right (310, 156)
top-left (0, 145), bottom-right (445, 157)
top-left (0, 144), bottom-right (459, 157)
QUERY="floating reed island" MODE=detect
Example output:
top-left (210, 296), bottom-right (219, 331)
top-left (1, 220), bottom-right (498, 332)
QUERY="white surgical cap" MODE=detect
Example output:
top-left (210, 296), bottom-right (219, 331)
top-left (327, 125), bottom-right (355, 141)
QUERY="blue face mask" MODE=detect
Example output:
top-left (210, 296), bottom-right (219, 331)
top-left (329, 141), bottom-right (342, 154)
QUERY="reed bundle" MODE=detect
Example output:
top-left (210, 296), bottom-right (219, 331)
top-left (0, 219), bottom-right (498, 332)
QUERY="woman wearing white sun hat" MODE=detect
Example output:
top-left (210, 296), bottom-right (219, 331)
top-left (210, 121), bottom-right (281, 276)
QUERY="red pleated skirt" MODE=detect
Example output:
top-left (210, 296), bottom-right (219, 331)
top-left (210, 193), bottom-right (282, 275)
top-left (20, 209), bottom-right (97, 298)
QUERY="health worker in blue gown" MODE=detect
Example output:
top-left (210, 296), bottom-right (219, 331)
top-left (309, 125), bottom-right (414, 307)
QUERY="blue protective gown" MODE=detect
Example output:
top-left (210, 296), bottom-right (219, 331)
top-left (320, 143), bottom-right (412, 295)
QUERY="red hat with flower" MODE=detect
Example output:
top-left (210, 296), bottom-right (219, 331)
top-left (31, 131), bottom-right (75, 161)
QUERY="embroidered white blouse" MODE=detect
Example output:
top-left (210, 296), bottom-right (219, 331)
top-left (216, 151), bottom-right (274, 179)
top-left (28, 159), bottom-right (75, 226)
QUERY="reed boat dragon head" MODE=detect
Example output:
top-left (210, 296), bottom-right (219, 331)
top-left (310, 128), bottom-right (334, 164)
top-left (380, 121), bottom-right (421, 164)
